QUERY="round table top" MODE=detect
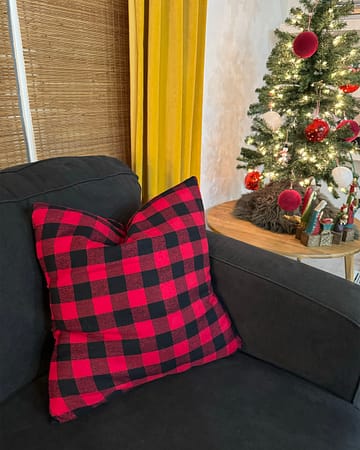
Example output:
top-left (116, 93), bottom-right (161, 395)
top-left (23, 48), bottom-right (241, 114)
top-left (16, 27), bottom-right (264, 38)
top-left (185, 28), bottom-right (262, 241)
top-left (206, 200), bottom-right (360, 260)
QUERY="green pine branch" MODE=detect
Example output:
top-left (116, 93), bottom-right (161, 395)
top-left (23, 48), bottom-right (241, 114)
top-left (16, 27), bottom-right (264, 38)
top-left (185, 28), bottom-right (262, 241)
top-left (238, 0), bottom-right (360, 195)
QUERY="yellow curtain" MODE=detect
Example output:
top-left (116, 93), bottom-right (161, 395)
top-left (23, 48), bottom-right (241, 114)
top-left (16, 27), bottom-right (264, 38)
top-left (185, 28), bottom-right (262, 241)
top-left (128, 0), bottom-right (207, 201)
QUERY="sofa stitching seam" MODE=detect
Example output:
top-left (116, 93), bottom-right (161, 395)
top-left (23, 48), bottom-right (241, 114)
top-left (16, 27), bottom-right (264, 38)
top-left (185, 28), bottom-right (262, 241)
top-left (0, 172), bottom-right (140, 205)
top-left (0, 156), bottom-right (120, 174)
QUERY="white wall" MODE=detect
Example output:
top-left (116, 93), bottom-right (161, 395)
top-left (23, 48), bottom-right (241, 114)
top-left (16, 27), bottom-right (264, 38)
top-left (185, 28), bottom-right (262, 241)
top-left (200, 0), bottom-right (292, 209)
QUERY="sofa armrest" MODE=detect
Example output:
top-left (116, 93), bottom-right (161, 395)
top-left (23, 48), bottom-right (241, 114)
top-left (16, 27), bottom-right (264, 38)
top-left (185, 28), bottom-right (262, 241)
top-left (207, 231), bottom-right (360, 406)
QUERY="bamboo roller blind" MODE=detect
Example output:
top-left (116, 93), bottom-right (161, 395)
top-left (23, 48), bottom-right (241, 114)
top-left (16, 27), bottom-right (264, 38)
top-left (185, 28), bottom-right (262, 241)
top-left (17, 0), bottom-right (131, 163)
top-left (0, 0), bottom-right (27, 168)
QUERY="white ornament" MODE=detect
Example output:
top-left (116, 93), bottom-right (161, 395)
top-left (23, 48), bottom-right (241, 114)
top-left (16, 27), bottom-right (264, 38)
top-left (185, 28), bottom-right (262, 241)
top-left (262, 110), bottom-right (283, 131)
top-left (331, 166), bottom-right (353, 188)
top-left (278, 145), bottom-right (290, 165)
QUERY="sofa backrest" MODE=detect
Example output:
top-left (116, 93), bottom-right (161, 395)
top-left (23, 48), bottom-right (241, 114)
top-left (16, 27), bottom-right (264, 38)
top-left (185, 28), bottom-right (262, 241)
top-left (0, 156), bottom-right (141, 402)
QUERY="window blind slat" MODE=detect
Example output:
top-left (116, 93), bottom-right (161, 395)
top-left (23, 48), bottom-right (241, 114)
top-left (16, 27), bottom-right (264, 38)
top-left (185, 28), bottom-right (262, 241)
top-left (0, 0), bottom-right (27, 168)
top-left (17, 0), bottom-right (131, 164)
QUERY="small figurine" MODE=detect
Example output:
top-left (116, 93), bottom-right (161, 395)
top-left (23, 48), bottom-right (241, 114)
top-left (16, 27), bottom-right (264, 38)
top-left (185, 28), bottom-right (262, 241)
top-left (334, 204), bottom-right (348, 233)
top-left (300, 185), bottom-right (317, 228)
top-left (344, 177), bottom-right (359, 229)
top-left (305, 200), bottom-right (327, 235)
top-left (319, 217), bottom-right (334, 246)
top-left (320, 217), bottom-right (334, 232)
top-left (283, 214), bottom-right (301, 224)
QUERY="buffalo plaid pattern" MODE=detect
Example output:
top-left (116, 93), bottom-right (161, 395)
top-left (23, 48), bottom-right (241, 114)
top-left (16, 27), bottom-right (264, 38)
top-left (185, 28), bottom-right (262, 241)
top-left (32, 177), bottom-right (241, 423)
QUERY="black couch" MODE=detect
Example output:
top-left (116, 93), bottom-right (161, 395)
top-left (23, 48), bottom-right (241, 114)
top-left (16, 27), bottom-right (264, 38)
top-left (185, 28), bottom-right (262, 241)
top-left (0, 156), bottom-right (359, 450)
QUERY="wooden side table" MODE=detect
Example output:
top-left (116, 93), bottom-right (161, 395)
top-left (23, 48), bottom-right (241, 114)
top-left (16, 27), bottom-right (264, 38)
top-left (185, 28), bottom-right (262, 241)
top-left (206, 200), bottom-right (360, 282)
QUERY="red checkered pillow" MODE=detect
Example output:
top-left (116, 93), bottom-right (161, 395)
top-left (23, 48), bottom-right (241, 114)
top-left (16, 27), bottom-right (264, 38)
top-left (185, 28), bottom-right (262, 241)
top-left (32, 177), bottom-right (241, 423)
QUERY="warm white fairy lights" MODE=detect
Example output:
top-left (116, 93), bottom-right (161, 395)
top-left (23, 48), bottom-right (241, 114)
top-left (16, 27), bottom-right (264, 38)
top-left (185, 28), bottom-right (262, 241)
top-left (333, 35), bottom-right (342, 46)
top-left (241, 4), bottom-right (359, 192)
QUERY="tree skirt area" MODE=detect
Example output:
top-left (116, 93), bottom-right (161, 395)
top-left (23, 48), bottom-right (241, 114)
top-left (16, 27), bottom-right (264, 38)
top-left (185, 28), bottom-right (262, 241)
top-left (233, 181), bottom-right (340, 234)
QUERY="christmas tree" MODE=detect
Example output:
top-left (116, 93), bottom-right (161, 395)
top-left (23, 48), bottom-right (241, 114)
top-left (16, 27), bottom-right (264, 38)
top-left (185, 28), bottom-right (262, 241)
top-left (238, 0), bottom-right (360, 198)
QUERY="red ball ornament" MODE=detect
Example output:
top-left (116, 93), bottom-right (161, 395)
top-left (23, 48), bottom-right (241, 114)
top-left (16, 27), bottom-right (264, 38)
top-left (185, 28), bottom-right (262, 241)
top-left (293, 31), bottom-right (319, 58)
top-left (336, 119), bottom-right (360, 142)
top-left (244, 171), bottom-right (261, 191)
top-left (305, 118), bottom-right (330, 142)
top-left (339, 84), bottom-right (359, 94)
top-left (278, 189), bottom-right (302, 211)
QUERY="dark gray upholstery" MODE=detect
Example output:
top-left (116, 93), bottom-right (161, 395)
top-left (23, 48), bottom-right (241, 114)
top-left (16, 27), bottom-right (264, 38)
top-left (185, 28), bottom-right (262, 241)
top-left (1, 353), bottom-right (359, 450)
top-left (0, 156), bottom-right (359, 449)
top-left (208, 232), bottom-right (360, 406)
top-left (0, 156), bottom-right (141, 402)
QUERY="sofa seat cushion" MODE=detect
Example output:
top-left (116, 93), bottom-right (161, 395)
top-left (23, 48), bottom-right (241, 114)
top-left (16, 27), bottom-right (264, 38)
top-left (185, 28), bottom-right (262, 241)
top-left (1, 352), bottom-right (359, 450)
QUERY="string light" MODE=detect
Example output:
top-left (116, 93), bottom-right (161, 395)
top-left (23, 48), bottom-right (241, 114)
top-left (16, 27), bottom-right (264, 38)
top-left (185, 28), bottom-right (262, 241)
top-left (240, 1), bottom-right (359, 198)
top-left (333, 36), bottom-right (342, 46)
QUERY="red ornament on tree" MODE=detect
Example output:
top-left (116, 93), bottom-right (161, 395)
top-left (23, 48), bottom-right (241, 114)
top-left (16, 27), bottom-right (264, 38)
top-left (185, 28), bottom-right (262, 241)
top-left (305, 118), bottom-right (330, 142)
top-left (278, 189), bottom-right (302, 211)
top-left (339, 84), bottom-right (359, 94)
top-left (293, 31), bottom-right (319, 59)
top-left (244, 171), bottom-right (261, 191)
top-left (336, 119), bottom-right (360, 142)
